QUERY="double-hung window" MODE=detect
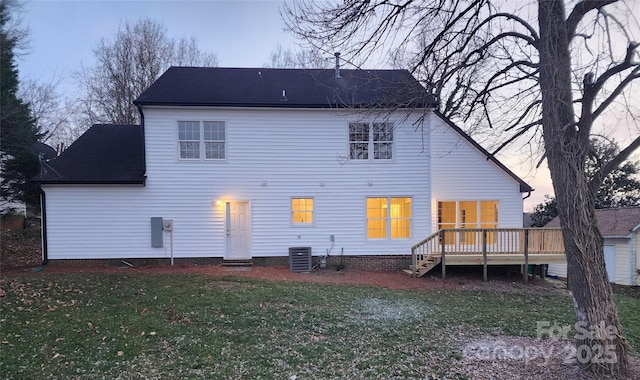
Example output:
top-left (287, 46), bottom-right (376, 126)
top-left (367, 197), bottom-right (411, 239)
top-left (292, 198), bottom-right (314, 224)
top-left (178, 121), bottom-right (225, 160)
top-left (349, 122), bottom-right (393, 160)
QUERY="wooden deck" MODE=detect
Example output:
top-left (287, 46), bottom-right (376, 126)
top-left (408, 228), bottom-right (565, 282)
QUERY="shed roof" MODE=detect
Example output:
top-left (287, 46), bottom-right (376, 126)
top-left (546, 207), bottom-right (640, 237)
top-left (34, 124), bottom-right (145, 185)
top-left (134, 67), bottom-right (437, 108)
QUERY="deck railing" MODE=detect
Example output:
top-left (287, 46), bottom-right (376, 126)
top-left (411, 228), bottom-right (565, 279)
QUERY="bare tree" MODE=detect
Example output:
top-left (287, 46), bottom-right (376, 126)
top-left (18, 76), bottom-right (79, 153)
top-left (77, 18), bottom-right (218, 125)
top-left (264, 43), bottom-right (330, 68)
top-left (284, 0), bottom-right (640, 377)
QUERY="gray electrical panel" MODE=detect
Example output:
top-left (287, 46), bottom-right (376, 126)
top-left (151, 217), bottom-right (163, 247)
top-left (289, 247), bottom-right (312, 272)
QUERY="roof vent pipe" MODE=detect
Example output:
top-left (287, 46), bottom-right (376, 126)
top-left (334, 52), bottom-right (341, 78)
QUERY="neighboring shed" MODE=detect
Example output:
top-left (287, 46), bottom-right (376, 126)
top-left (546, 207), bottom-right (640, 286)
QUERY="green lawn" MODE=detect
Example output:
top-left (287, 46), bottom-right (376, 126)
top-left (1, 273), bottom-right (638, 379)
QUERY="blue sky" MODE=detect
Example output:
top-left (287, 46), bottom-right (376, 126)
top-left (17, 0), bottom-right (296, 89)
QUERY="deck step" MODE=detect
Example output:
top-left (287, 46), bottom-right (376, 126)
top-left (405, 256), bottom-right (442, 277)
top-left (222, 259), bottom-right (253, 267)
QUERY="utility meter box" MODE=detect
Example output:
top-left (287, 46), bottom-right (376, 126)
top-left (163, 219), bottom-right (174, 231)
top-left (150, 217), bottom-right (163, 247)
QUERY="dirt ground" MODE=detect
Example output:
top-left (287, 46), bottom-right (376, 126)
top-left (2, 260), bottom-right (569, 293)
top-left (0, 217), bottom-right (42, 271)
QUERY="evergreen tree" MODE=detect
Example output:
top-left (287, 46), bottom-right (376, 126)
top-left (530, 196), bottom-right (558, 227)
top-left (0, 0), bottom-right (40, 211)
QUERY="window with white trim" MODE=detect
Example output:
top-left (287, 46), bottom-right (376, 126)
top-left (178, 121), bottom-right (225, 160)
top-left (437, 200), bottom-right (499, 244)
top-left (349, 122), bottom-right (393, 160)
top-left (292, 198), bottom-right (314, 224)
top-left (367, 197), bottom-right (411, 239)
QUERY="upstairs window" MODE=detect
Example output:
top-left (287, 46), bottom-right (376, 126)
top-left (203, 121), bottom-right (225, 159)
top-left (349, 122), bottom-right (393, 160)
top-left (178, 121), bottom-right (226, 160)
top-left (178, 121), bottom-right (200, 159)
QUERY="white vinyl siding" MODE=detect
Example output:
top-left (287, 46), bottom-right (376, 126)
top-left (430, 113), bottom-right (524, 230)
top-left (43, 109), bottom-right (526, 261)
top-left (44, 108), bottom-right (432, 259)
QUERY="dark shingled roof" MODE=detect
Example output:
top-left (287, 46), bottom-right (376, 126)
top-left (134, 67), bottom-right (437, 108)
top-left (34, 124), bottom-right (145, 184)
top-left (546, 207), bottom-right (640, 237)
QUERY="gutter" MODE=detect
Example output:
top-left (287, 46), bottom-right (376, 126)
top-left (40, 189), bottom-right (48, 265)
top-left (35, 180), bottom-right (146, 185)
top-left (132, 100), bottom-right (439, 109)
top-left (629, 234), bottom-right (634, 286)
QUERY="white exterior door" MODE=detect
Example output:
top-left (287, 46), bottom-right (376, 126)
top-left (603, 245), bottom-right (616, 283)
top-left (226, 201), bottom-right (251, 260)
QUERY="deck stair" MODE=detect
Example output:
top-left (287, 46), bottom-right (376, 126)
top-left (405, 231), bottom-right (442, 278)
top-left (403, 254), bottom-right (441, 277)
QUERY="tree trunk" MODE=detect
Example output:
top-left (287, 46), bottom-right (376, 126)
top-left (538, 1), bottom-right (628, 377)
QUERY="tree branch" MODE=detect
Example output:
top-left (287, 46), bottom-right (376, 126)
top-left (566, 0), bottom-right (618, 38)
top-left (579, 42), bottom-right (640, 137)
top-left (491, 119), bottom-right (542, 155)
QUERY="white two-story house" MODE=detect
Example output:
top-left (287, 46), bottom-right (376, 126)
top-left (35, 66), bottom-right (532, 269)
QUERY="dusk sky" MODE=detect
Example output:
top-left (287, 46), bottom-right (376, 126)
top-left (18, 0), bottom-right (640, 211)
top-left (17, 0), bottom-right (298, 89)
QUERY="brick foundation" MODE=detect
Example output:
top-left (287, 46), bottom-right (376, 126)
top-left (47, 257), bottom-right (224, 267)
top-left (47, 255), bottom-right (411, 271)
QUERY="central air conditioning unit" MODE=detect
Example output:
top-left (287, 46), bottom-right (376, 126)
top-left (289, 247), bottom-right (312, 273)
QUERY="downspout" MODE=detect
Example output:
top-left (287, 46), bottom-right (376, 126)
top-left (135, 103), bottom-right (147, 179)
top-left (40, 189), bottom-right (48, 265)
top-left (629, 234), bottom-right (634, 286)
top-left (522, 191), bottom-right (532, 200)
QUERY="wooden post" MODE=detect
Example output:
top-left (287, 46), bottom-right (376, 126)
top-left (441, 230), bottom-right (446, 280)
top-left (482, 229), bottom-right (488, 282)
top-left (532, 264), bottom-right (536, 283)
top-left (523, 229), bottom-right (529, 284)
top-left (412, 246), bottom-right (418, 278)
